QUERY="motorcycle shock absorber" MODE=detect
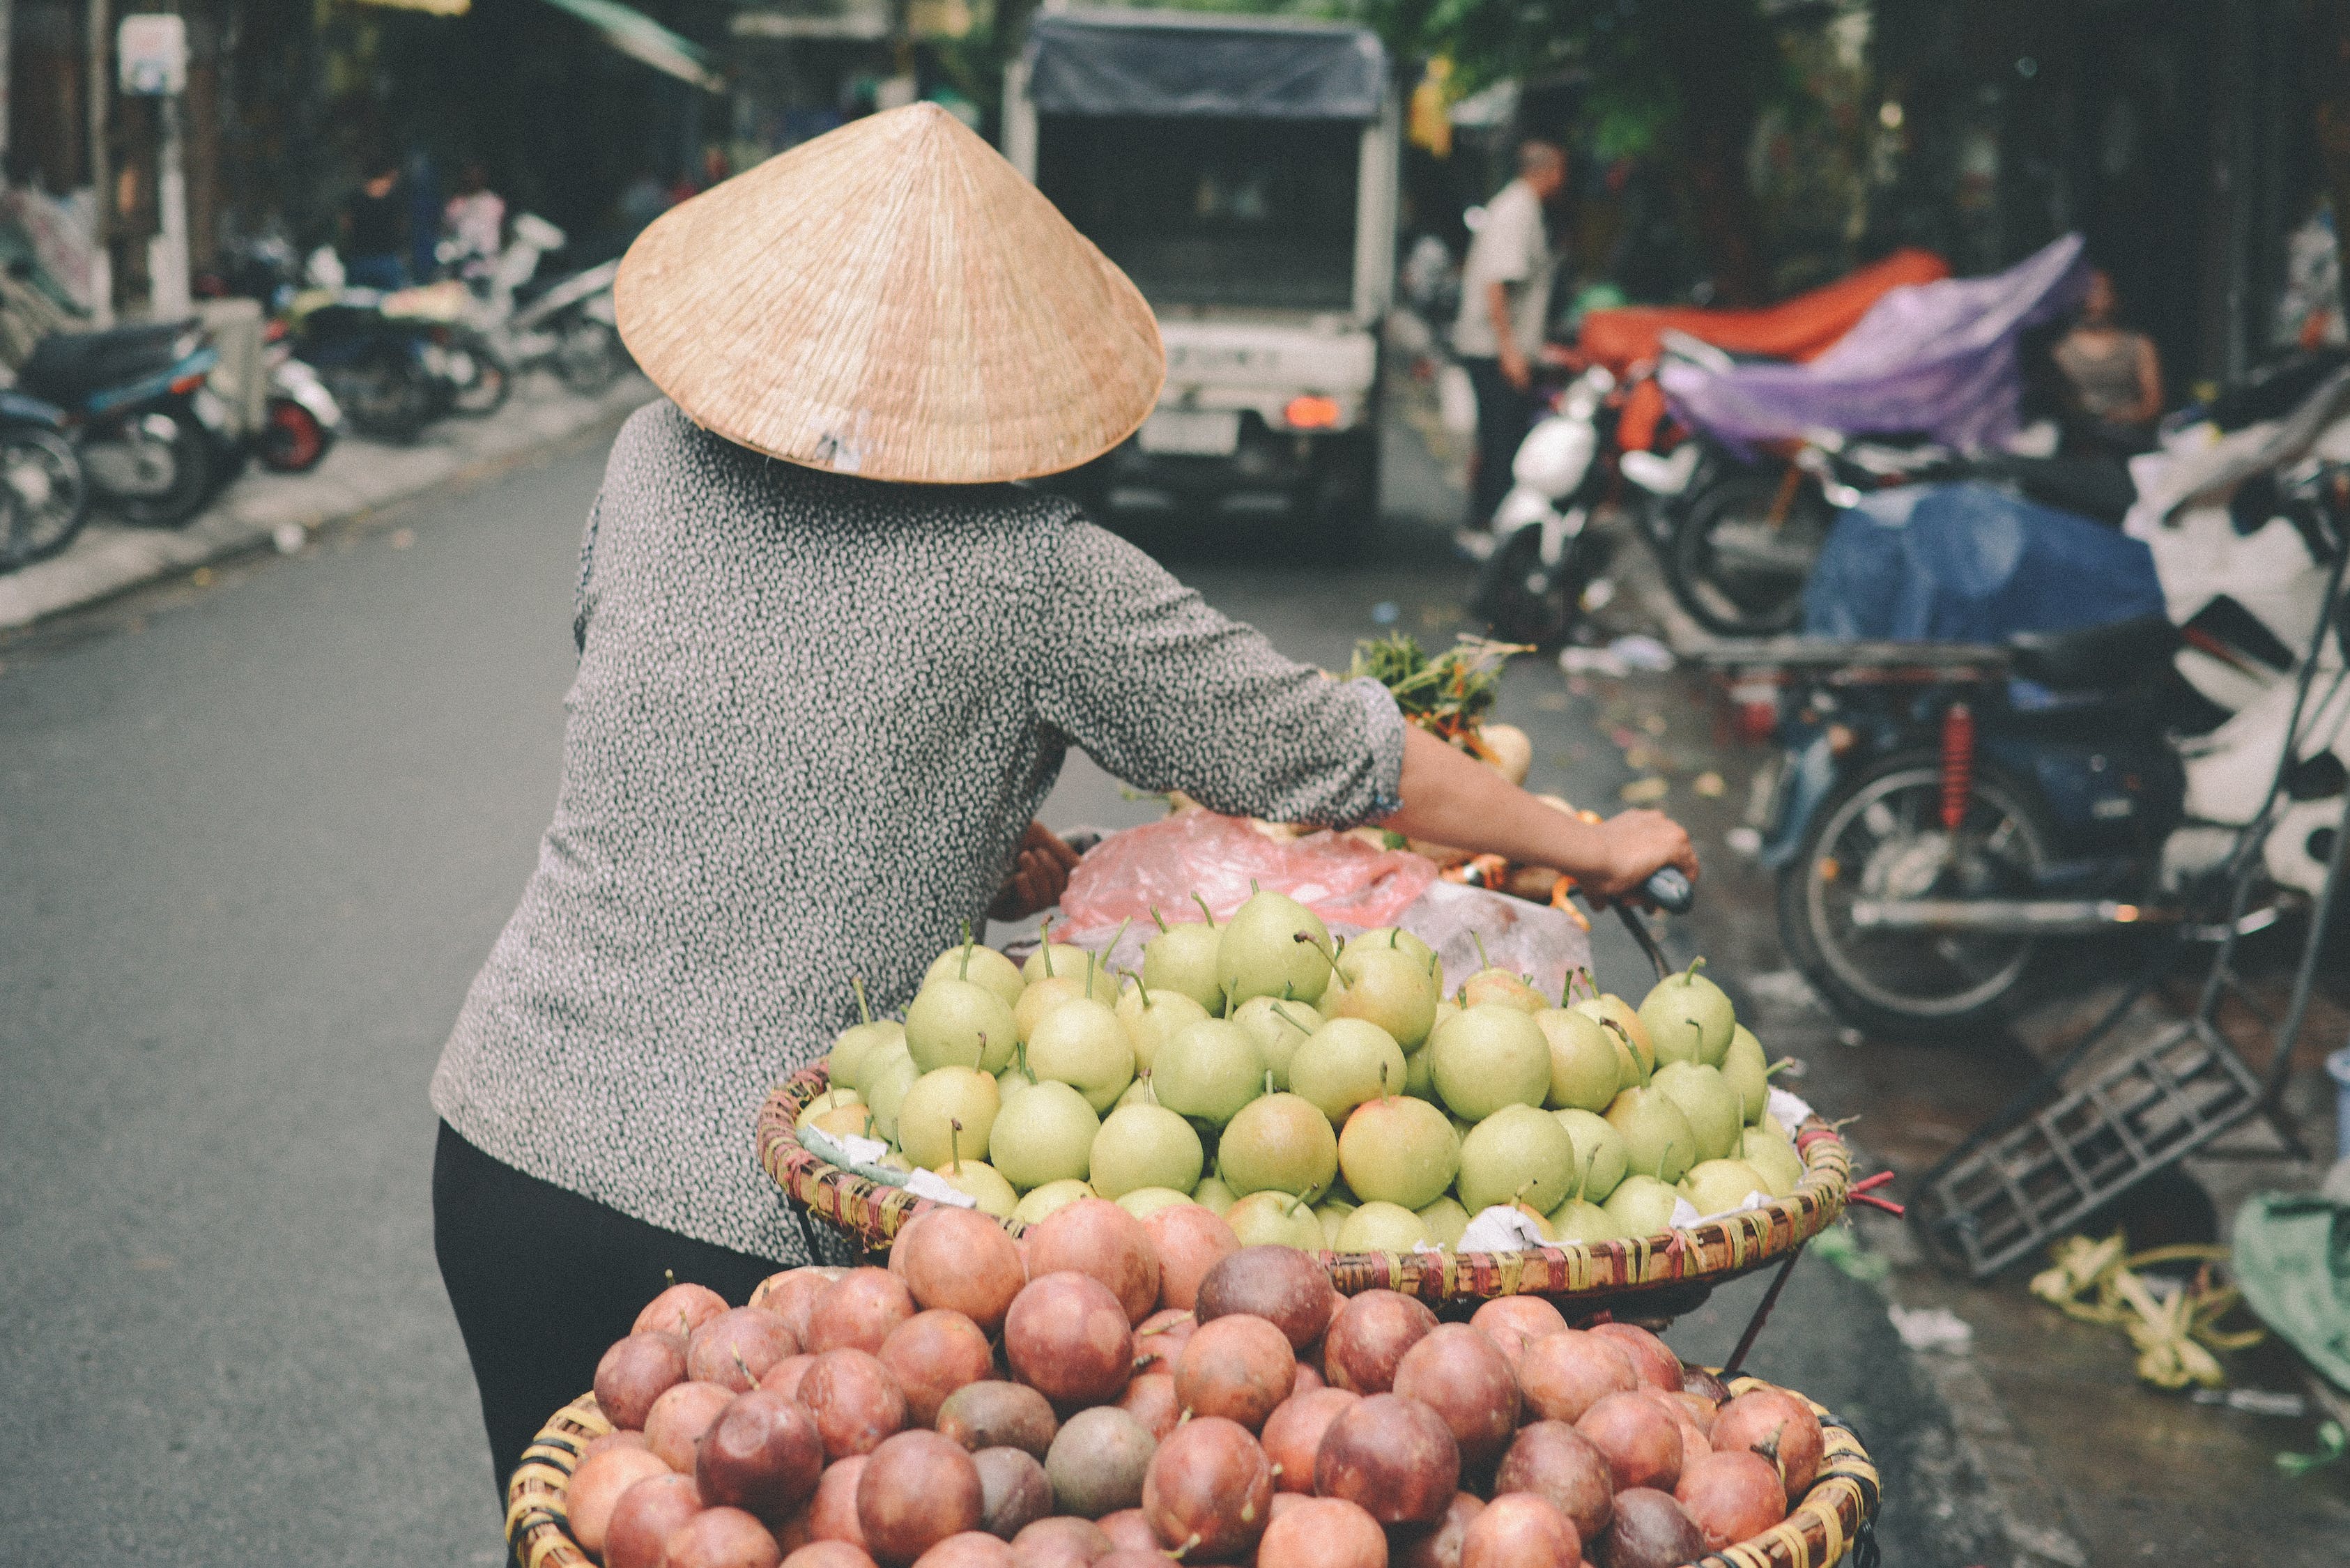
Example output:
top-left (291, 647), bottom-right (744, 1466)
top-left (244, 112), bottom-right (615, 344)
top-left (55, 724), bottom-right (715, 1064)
top-left (1939, 701), bottom-right (1975, 833)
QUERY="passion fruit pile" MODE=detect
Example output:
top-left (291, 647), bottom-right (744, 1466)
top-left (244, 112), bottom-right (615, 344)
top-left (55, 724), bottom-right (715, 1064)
top-left (809, 891), bottom-right (1804, 1254)
top-left (565, 1215), bottom-right (1838, 1568)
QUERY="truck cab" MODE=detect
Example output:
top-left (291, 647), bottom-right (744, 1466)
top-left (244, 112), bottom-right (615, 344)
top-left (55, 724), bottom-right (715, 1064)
top-left (1004, 9), bottom-right (1398, 544)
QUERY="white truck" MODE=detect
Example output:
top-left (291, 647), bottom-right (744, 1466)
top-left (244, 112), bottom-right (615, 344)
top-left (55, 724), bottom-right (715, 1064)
top-left (1004, 8), bottom-right (1398, 544)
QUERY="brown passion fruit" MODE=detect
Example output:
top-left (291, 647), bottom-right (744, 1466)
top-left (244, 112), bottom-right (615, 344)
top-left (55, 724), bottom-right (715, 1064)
top-left (1310, 1393), bottom-right (1459, 1528)
top-left (1140, 1415), bottom-right (1275, 1560)
top-left (1321, 1291), bottom-right (1437, 1397)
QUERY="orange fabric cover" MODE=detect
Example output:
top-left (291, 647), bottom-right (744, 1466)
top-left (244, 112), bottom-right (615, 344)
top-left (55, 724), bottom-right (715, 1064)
top-left (1576, 249), bottom-right (1951, 376)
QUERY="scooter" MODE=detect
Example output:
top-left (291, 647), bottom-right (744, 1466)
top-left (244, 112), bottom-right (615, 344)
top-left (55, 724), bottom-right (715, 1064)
top-left (1471, 363), bottom-right (1627, 645)
top-left (14, 318), bottom-right (239, 527)
top-left (0, 391), bottom-right (91, 572)
top-left (454, 213), bottom-right (627, 394)
top-left (255, 329), bottom-right (344, 473)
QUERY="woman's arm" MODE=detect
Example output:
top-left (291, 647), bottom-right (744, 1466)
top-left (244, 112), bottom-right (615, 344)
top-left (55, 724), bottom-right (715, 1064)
top-left (2132, 336), bottom-right (2165, 426)
top-left (1382, 726), bottom-right (1697, 900)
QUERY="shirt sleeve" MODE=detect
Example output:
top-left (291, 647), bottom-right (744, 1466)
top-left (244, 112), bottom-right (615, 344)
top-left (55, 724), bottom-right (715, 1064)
top-left (1033, 521), bottom-right (1406, 827)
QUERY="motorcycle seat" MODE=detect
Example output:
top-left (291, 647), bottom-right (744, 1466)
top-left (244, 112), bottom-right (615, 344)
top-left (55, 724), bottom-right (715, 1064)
top-left (19, 319), bottom-right (201, 403)
top-left (2006, 615), bottom-right (2179, 691)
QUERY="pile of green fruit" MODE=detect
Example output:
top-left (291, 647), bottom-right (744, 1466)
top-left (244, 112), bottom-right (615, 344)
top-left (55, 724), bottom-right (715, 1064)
top-left (807, 891), bottom-right (1808, 1253)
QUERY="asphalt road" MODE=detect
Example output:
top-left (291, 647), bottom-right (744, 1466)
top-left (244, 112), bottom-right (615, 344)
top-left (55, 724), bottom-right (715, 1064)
top-left (0, 406), bottom-right (1986, 1565)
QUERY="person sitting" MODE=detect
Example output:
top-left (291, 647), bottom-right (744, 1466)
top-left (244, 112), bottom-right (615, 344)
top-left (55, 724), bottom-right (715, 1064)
top-left (2053, 268), bottom-right (2163, 456)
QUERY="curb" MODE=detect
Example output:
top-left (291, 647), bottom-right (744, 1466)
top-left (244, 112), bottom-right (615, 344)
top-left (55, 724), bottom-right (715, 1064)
top-left (0, 374), bottom-right (655, 633)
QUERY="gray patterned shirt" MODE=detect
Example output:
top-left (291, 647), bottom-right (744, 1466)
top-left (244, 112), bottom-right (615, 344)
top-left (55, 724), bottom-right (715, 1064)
top-left (429, 401), bottom-right (1406, 1261)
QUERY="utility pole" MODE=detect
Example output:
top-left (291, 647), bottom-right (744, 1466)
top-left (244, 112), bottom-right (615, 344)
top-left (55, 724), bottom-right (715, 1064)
top-left (118, 12), bottom-right (188, 318)
top-left (88, 0), bottom-right (112, 323)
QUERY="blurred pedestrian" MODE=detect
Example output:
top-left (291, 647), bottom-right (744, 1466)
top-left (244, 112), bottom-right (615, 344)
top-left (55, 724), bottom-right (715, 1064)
top-left (341, 156), bottom-right (408, 291)
top-left (1451, 139), bottom-right (1565, 560)
top-left (2055, 268), bottom-right (2163, 456)
top-left (443, 160), bottom-right (507, 270)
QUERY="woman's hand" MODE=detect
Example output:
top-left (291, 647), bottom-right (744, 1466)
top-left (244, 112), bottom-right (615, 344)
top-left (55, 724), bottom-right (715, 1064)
top-left (990, 820), bottom-right (1082, 921)
top-left (1579, 808), bottom-right (1699, 904)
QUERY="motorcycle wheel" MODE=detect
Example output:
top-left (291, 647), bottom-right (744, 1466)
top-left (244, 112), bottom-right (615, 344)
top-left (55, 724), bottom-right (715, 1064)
top-left (107, 414), bottom-right (215, 528)
top-left (0, 428), bottom-right (90, 571)
top-left (1475, 521), bottom-right (1603, 647)
top-left (1670, 469), bottom-right (1833, 636)
top-left (555, 318), bottom-right (623, 394)
top-left (447, 330), bottom-right (512, 418)
top-left (1775, 748), bottom-right (2057, 1039)
top-left (337, 352), bottom-right (434, 444)
top-left (259, 397), bottom-right (332, 472)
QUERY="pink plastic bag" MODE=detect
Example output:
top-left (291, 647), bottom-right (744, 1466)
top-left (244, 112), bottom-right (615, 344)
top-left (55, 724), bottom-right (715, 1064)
top-left (1061, 810), bottom-right (1438, 931)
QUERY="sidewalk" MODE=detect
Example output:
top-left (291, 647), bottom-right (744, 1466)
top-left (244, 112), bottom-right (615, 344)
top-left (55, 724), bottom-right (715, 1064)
top-left (0, 371), bottom-right (655, 632)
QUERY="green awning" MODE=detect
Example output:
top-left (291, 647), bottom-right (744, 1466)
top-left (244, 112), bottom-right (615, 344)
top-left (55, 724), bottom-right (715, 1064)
top-left (537, 0), bottom-right (724, 93)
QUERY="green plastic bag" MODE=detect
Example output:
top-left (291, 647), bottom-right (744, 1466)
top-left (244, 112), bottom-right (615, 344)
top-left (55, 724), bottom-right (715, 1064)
top-left (2232, 1193), bottom-right (2350, 1390)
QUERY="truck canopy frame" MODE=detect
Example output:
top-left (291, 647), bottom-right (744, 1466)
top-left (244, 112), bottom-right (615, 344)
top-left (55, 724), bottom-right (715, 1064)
top-left (1024, 10), bottom-right (1386, 123)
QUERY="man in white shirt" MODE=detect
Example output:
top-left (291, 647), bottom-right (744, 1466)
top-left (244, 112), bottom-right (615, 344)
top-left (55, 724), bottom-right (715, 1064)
top-left (1451, 141), bottom-right (1565, 557)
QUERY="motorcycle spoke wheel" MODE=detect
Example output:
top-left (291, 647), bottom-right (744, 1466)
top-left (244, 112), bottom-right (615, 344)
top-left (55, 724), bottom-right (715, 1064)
top-left (260, 401), bottom-right (327, 472)
top-left (0, 431), bottom-right (89, 567)
top-left (1477, 525), bottom-right (1585, 647)
top-left (1673, 473), bottom-right (1829, 636)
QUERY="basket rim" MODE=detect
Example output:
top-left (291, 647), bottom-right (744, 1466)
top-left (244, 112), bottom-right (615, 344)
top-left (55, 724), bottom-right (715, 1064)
top-left (508, 1376), bottom-right (1880, 1568)
top-left (757, 1063), bottom-right (1850, 1303)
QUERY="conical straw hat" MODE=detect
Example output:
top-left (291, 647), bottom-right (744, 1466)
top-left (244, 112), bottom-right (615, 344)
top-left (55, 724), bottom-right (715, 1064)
top-left (615, 102), bottom-right (1165, 485)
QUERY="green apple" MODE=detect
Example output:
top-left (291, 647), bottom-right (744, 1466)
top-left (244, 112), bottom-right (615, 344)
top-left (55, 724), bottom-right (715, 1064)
top-left (1602, 1174), bottom-right (1684, 1238)
top-left (896, 1067), bottom-right (1001, 1171)
top-left (1741, 1127), bottom-right (1805, 1197)
top-left (1287, 1019), bottom-right (1408, 1124)
top-left (1462, 967), bottom-right (1546, 1013)
top-left (1142, 916), bottom-right (1226, 1013)
top-left (866, 1052), bottom-right (922, 1142)
top-left (1024, 997), bottom-right (1137, 1113)
top-left (1232, 997), bottom-right (1321, 1089)
top-left (1326, 946), bottom-right (1441, 1050)
top-left (1149, 1019), bottom-right (1266, 1128)
top-left (1012, 1178), bottom-right (1098, 1225)
top-left (1222, 1190), bottom-right (1325, 1250)
top-left (1089, 1103), bottom-right (1204, 1198)
top-left (1682, 1158), bottom-right (1772, 1217)
top-left (1116, 985), bottom-right (1211, 1072)
top-left (1429, 1006), bottom-right (1552, 1120)
top-left (1457, 1103), bottom-right (1579, 1215)
top-left (933, 1160), bottom-right (1019, 1217)
top-left (988, 1079), bottom-right (1100, 1190)
top-left (1604, 1085), bottom-right (1696, 1184)
top-left (1546, 1198), bottom-right (1620, 1243)
top-left (924, 941), bottom-right (1024, 1010)
top-left (1115, 1186), bottom-right (1199, 1220)
top-left (1534, 1007), bottom-right (1622, 1112)
top-left (1415, 1195), bottom-right (1470, 1250)
top-left (797, 1086), bottom-right (864, 1133)
top-left (1553, 1109), bottom-right (1629, 1204)
top-left (1572, 995), bottom-right (1654, 1082)
top-left (1315, 1198), bottom-right (1356, 1247)
top-left (1638, 958), bottom-right (1736, 1067)
top-left (1336, 1201), bottom-right (1434, 1252)
top-left (1191, 1174), bottom-right (1238, 1214)
top-left (1217, 1092), bottom-right (1339, 1199)
top-left (1215, 890), bottom-right (1336, 1007)
top-left (1649, 1061), bottom-right (1741, 1164)
top-left (1337, 1094), bottom-right (1460, 1210)
top-left (1721, 1025), bottom-right (1769, 1125)
top-left (906, 978), bottom-right (1020, 1074)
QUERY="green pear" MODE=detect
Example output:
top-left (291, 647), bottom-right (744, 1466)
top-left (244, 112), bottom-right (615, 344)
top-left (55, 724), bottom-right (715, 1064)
top-left (1021, 941), bottom-right (1093, 986)
top-left (906, 978), bottom-right (1020, 1074)
top-left (1222, 1190), bottom-right (1326, 1250)
top-left (866, 1052), bottom-right (922, 1143)
top-left (988, 1079), bottom-right (1100, 1190)
top-left (1353, 925), bottom-right (1437, 974)
top-left (1462, 967), bottom-right (1546, 1013)
top-left (804, 1101), bottom-right (880, 1144)
top-left (1402, 1045), bottom-right (1436, 1100)
top-left (1216, 1091), bottom-right (1339, 1199)
top-left (829, 1009), bottom-right (906, 1092)
top-left (1142, 916), bottom-right (1227, 1013)
top-left (1741, 1127), bottom-right (1805, 1197)
top-left (1089, 1103), bottom-right (1204, 1198)
top-left (932, 1159), bottom-right (1018, 1217)
top-left (1572, 995), bottom-right (1654, 1082)
top-left (1115, 1186), bottom-right (1200, 1220)
top-left (1336, 1201), bottom-right (1433, 1252)
top-left (1533, 1007), bottom-right (1622, 1112)
top-left (897, 1067), bottom-right (1002, 1171)
top-left (1649, 1061), bottom-right (1741, 1163)
top-left (1327, 945), bottom-right (1441, 1050)
top-left (1604, 1086), bottom-right (1696, 1184)
top-left (1457, 1103), bottom-right (1579, 1215)
top-left (1012, 1178), bottom-right (1098, 1225)
top-left (1553, 1109), bottom-right (1629, 1204)
top-left (1287, 1018), bottom-right (1408, 1124)
top-left (924, 942), bottom-right (1024, 1010)
top-left (1215, 890), bottom-right (1335, 1007)
top-left (1116, 984), bottom-right (1211, 1072)
top-left (797, 1086), bottom-right (864, 1133)
top-left (1681, 1158), bottom-right (1772, 1217)
top-left (1415, 1195), bottom-right (1470, 1249)
top-left (1337, 1094), bottom-right (1460, 1210)
top-left (1637, 958), bottom-right (1736, 1067)
top-left (1721, 1025), bottom-right (1769, 1125)
top-left (1232, 997), bottom-right (1321, 1089)
top-left (852, 1036), bottom-right (915, 1099)
top-left (1546, 1198), bottom-right (1621, 1244)
top-left (1314, 1198), bottom-right (1356, 1248)
top-left (1429, 1005), bottom-right (1552, 1121)
top-left (1114, 1074), bottom-right (1158, 1109)
top-left (1191, 1174), bottom-right (1238, 1214)
top-left (1149, 1019), bottom-right (1266, 1128)
top-left (997, 1044), bottom-right (1038, 1102)
top-left (1602, 1174), bottom-right (1684, 1238)
top-left (1024, 997), bottom-right (1137, 1113)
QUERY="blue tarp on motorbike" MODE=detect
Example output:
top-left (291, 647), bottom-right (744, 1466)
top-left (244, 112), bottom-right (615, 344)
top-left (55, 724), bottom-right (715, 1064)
top-left (1803, 482), bottom-right (2165, 643)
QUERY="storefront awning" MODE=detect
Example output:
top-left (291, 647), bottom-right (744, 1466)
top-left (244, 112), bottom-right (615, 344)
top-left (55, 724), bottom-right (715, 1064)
top-left (537, 0), bottom-right (725, 92)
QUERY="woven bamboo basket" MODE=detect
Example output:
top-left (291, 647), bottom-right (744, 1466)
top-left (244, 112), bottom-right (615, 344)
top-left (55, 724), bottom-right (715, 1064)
top-left (757, 1065), bottom-right (1851, 1309)
top-left (507, 1378), bottom-right (1878, 1568)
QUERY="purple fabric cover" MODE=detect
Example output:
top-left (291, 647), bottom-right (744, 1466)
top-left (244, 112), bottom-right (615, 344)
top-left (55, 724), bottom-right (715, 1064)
top-left (1659, 234), bottom-right (2089, 452)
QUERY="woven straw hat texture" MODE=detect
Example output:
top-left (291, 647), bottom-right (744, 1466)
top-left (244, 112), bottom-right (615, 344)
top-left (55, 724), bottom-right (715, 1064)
top-left (615, 102), bottom-right (1165, 485)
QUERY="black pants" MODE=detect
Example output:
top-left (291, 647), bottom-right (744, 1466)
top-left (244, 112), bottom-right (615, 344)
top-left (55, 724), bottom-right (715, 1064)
top-left (1463, 355), bottom-right (1535, 532)
top-left (431, 1121), bottom-right (788, 1500)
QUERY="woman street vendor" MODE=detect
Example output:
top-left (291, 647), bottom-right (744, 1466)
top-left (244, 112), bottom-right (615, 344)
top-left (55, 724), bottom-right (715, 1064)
top-left (427, 104), bottom-right (1697, 1494)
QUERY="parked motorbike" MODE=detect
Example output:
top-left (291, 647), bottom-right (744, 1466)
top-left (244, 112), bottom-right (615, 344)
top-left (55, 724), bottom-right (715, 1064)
top-left (255, 329), bottom-right (344, 472)
top-left (456, 213), bottom-right (627, 394)
top-left (0, 391), bottom-right (91, 572)
top-left (15, 318), bottom-right (240, 528)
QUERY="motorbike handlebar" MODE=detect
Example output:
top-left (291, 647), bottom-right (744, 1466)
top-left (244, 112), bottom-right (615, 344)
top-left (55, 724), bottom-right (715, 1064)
top-left (1643, 866), bottom-right (1695, 914)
